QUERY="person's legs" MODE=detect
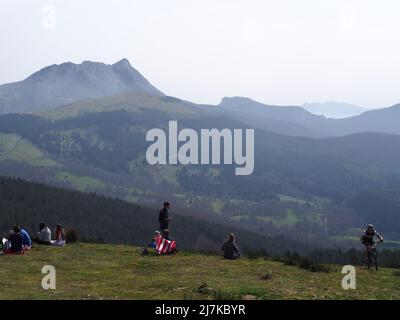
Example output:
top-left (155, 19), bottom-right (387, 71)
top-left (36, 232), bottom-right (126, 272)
top-left (53, 240), bottom-right (65, 247)
top-left (4, 248), bottom-right (24, 255)
top-left (148, 241), bottom-right (156, 249)
top-left (32, 239), bottom-right (51, 245)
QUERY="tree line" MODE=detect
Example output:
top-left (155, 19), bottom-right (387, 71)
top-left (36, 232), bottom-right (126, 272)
top-left (0, 176), bottom-right (309, 255)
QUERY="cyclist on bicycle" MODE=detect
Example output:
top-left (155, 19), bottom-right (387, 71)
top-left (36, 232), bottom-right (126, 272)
top-left (360, 224), bottom-right (383, 258)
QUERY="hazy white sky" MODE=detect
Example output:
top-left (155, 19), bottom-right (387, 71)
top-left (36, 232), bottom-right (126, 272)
top-left (1, 0), bottom-right (400, 108)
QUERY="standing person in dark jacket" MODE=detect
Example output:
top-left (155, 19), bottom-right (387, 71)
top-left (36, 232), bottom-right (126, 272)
top-left (222, 233), bottom-right (240, 260)
top-left (159, 202), bottom-right (171, 239)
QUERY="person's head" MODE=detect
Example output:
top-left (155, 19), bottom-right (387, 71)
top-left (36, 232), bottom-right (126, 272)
top-left (56, 223), bottom-right (63, 232)
top-left (163, 202), bottom-right (170, 209)
top-left (227, 233), bottom-right (235, 242)
top-left (153, 231), bottom-right (161, 240)
top-left (367, 224), bottom-right (374, 232)
top-left (13, 225), bottom-right (21, 234)
top-left (39, 222), bottom-right (46, 231)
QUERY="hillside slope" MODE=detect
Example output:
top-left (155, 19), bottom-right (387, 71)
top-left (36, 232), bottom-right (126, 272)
top-left (3, 111), bottom-right (400, 245)
top-left (0, 177), bottom-right (309, 254)
top-left (1, 243), bottom-right (399, 300)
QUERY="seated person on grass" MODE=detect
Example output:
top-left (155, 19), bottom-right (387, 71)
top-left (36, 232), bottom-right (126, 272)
top-left (1, 235), bottom-right (10, 254)
top-left (19, 225), bottom-right (32, 250)
top-left (142, 231), bottom-right (161, 255)
top-left (4, 226), bottom-right (24, 255)
top-left (221, 233), bottom-right (240, 260)
top-left (149, 231), bottom-right (161, 249)
top-left (32, 222), bottom-right (52, 245)
top-left (142, 231), bottom-right (178, 255)
top-left (51, 224), bottom-right (66, 247)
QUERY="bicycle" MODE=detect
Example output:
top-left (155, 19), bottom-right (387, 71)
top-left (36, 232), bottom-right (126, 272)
top-left (363, 240), bottom-right (383, 271)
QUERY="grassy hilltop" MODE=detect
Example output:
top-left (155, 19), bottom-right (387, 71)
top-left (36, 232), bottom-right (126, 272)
top-left (1, 243), bottom-right (400, 300)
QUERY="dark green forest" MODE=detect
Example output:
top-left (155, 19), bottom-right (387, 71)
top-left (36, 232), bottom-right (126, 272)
top-left (2, 176), bottom-right (400, 268)
top-left (2, 110), bottom-right (400, 245)
top-left (0, 176), bottom-right (309, 255)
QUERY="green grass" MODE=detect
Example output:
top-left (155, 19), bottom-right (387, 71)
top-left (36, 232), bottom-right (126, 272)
top-left (40, 92), bottom-right (206, 120)
top-left (55, 171), bottom-right (105, 192)
top-left (1, 243), bottom-right (400, 300)
top-left (278, 194), bottom-right (309, 205)
top-left (256, 209), bottom-right (301, 228)
top-left (211, 199), bottom-right (224, 215)
top-left (0, 133), bottom-right (58, 167)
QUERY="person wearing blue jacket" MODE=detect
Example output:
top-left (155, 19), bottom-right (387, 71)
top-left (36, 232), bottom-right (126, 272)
top-left (19, 226), bottom-right (32, 250)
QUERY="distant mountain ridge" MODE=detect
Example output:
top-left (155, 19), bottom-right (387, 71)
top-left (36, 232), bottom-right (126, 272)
top-left (1, 59), bottom-right (400, 138)
top-left (219, 96), bottom-right (325, 137)
top-left (219, 96), bottom-right (400, 137)
top-left (302, 102), bottom-right (368, 119)
top-left (0, 58), bottom-right (163, 114)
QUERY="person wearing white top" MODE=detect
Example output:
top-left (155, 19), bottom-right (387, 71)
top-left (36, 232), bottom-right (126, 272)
top-left (33, 222), bottom-right (51, 245)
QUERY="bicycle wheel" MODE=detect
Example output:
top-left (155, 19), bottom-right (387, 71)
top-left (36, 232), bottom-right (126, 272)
top-left (362, 256), bottom-right (367, 268)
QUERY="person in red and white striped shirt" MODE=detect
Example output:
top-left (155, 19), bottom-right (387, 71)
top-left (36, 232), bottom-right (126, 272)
top-left (155, 233), bottom-right (177, 255)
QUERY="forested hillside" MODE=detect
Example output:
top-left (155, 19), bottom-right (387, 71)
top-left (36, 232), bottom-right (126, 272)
top-left (1, 109), bottom-right (400, 247)
top-left (0, 177), bottom-right (309, 255)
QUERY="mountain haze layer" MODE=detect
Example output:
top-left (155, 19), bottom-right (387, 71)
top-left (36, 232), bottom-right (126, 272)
top-left (302, 102), bottom-right (368, 119)
top-left (219, 97), bottom-right (326, 137)
top-left (220, 97), bottom-right (400, 137)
